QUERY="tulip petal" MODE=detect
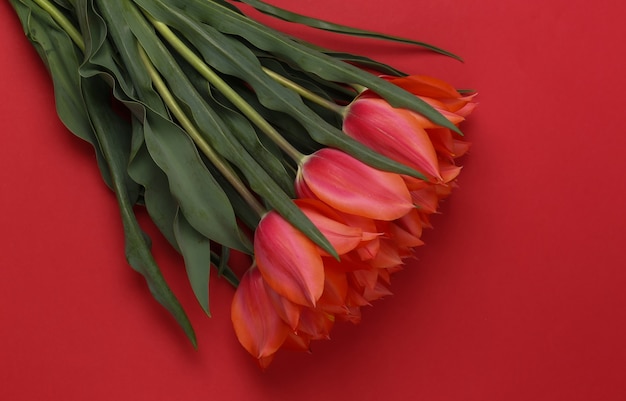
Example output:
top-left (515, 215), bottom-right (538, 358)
top-left (427, 128), bottom-right (456, 158)
top-left (282, 332), bottom-right (312, 352)
top-left (450, 96), bottom-right (478, 115)
top-left (297, 308), bottom-right (334, 340)
top-left (396, 209), bottom-right (425, 239)
top-left (387, 75), bottom-right (462, 99)
top-left (440, 163), bottom-right (463, 183)
top-left (388, 222), bottom-right (424, 248)
top-left (300, 148), bottom-right (414, 220)
top-left (344, 97), bottom-right (442, 180)
top-left (231, 268), bottom-right (290, 360)
top-left (409, 104), bottom-right (465, 128)
top-left (332, 213), bottom-right (382, 260)
top-left (317, 267), bottom-right (349, 315)
top-left (411, 186), bottom-right (439, 214)
top-left (363, 281), bottom-right (394, 302)
top-left (257, 355), bottom-right (276, 371)
top-left (323, 255), bottom-right (371, 272)
top-left (369, 239), bottom-right (404, 268)
top-left (255, 211), bottom-right (324, 307)
top-left (452, 140), bottom-right (471, 159)
top-left (265, 281), bottom-right (301, 330)
top-left (296, 199), bottom-right (365, 256)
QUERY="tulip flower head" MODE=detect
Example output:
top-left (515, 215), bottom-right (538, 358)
top-left (296, 148), bottom-right (414, 221)
top-left (343, 75), bottom-right (476, 183)
top-left (254, 209), bottom-right (325, 307)
top-left (231, 267), bottom-right (291, 368)
top-left (343, 95), bottom-right (443, 181)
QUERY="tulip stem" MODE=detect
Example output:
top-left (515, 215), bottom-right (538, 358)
top-left (143, 12), bottom-right (306, 164)
top-left (262, 67), bottom-right (347, 116)
top-left (32, 0), bottom-right (85, 52)
top-left (350, 83), bottom-right (368, 94)
top-left (137, 44), bottom-right (267, 218)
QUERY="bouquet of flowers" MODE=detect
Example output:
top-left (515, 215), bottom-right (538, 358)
top-left (10, 0), bottom-right (476, 368)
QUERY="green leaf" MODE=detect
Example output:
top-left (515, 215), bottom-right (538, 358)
top-left (169, 0), bottom-right (461, 135)
top-left (173, 211), bottom-right (212, 316)
top-left (118, 0), bottom-right (340, 258)
top-left (134, 0), bottom-right (432, 179)
top-left (12, 0), bottom-right (196, 347)
top-left (11, 0), bottom-right (114, 189)
top-left (179, 59), bottom-right (295, 195)
top-left (216, 247), bottom-right (231, 278)
top-left (233, 0), bottom-right (462, 61)
top-left (75, 0), bottom-right (137, 99)
top-left (51, 0), bottom-right (74, 12)
top-left (97, 0), bottom-right (254, 255)
top-left (210, 250), bottom-right (240, 288)
top-left (258, 58), bottom-right (346, 126)
top-left (128, 119), bottom-right (181, 249)
top-left (83, 0), bottom-right (183, 249)
top-left (81, 76), bottom-right (197, 348)
top-left (321, 51), bottom-right (408, 76)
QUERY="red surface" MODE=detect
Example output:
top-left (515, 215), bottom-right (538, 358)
top-left (2, 1), bottom-right (626, 400)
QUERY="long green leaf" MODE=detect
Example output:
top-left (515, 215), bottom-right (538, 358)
top-left (128, 118), bottom-right (182, 249)
top-left (233, 0), bottom-right (462, 61)
top-left (82, 0), bottom-right (183, 250)
top-left (10, 0), bottom-right (196, 346)
top-left (11, 0), bottom-right (115, 189)
top-left (96, 0), bottom-right (253, 255)
top-left (162, 0), bottom-right (461, 136)
top-left (78, 0), bottom-right (244, 296)
top-left (134, 0), bottom-right (431, 179)
top-left (173, 211), bottom-right (213, 316)
top-left (94, 0), bottom-right (244, 296)
top-left (179, 59), bottom-right (295, 195)
top-left (81, 76), bottom-right (197, 348)
top-left (119, 0), bottom-right (339, 258)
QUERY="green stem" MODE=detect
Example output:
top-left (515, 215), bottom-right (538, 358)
top-left (350, 83), bottom-right (368, 94)
top-left (142, 12), bottom-right (305, 164)
top-left (262, 67), bottom-right (347, 116)
top-left (32, 0), bottom-right (85, 51)
top-left (137, 44), bottom-right (267, 218)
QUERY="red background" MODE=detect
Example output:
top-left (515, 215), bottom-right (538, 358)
top-left (2, 1), bottom-right (626, 400)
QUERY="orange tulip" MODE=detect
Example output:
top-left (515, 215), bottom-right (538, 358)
top-left (231, 268), bottom-right (291, 367)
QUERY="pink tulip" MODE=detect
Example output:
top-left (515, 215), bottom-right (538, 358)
top-left (254, 210), bottom-right (325, 307)
top-left (343, 95), bottom-right (443, 181)
top-left (297, 148), bottom-right (414, 221)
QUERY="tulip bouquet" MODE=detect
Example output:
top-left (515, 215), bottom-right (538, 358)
top-left (10, 0), bottom-right (476, 367)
